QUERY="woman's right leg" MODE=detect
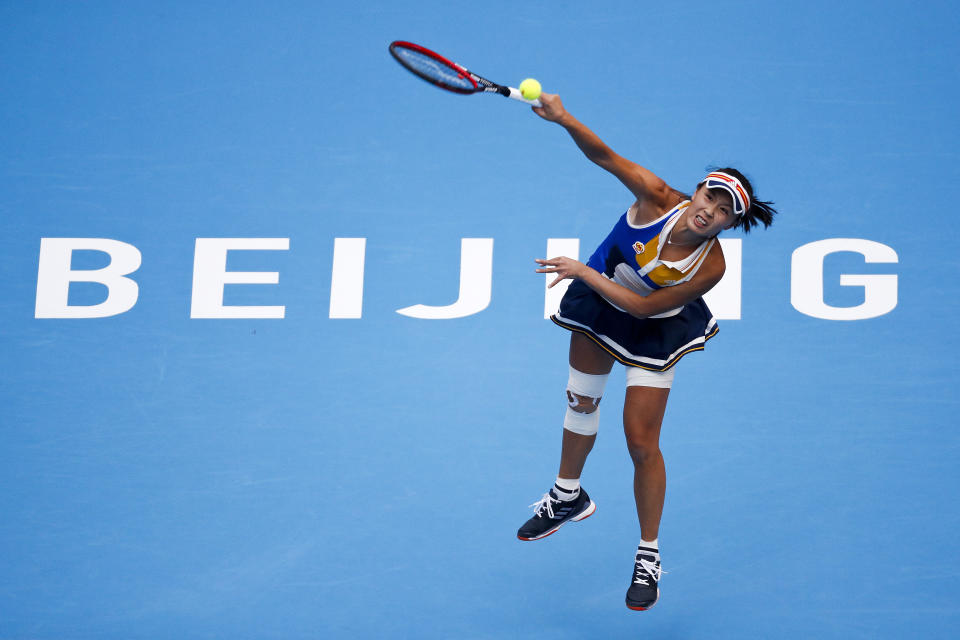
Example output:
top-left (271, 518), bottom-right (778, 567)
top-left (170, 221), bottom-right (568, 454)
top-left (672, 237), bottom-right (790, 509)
top-left (558, 332), bottom-right (616, 479)
top-left (516, 332), bottom-right (614, 541)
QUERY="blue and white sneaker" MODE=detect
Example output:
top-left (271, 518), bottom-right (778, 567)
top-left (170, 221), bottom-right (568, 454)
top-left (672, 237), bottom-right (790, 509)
top-left (625, 544), bottom-right (662, 610)
top-left (516, 488), bottom-right (596, 541)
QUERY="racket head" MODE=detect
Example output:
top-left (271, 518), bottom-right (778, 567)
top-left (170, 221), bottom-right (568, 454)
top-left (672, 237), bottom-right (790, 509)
top-left (389, 41), bottom-right (479, 94)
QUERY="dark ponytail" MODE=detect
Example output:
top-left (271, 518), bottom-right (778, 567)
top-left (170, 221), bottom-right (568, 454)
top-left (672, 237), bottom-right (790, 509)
top-left (705, 167), bottom-right (778, 233)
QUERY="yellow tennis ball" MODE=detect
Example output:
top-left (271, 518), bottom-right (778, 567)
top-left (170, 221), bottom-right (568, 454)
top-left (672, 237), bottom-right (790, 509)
top-left (519, 78), bottom-right (541, 101)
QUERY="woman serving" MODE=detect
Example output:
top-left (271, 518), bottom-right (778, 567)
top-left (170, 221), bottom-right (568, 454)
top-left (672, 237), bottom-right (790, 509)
top-left (517, 92), bottom-right (777, 611)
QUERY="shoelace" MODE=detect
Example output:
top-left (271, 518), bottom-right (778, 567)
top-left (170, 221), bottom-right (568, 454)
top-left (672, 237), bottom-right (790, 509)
top-left (633, 555), bottom-right (664, 585)
top-left (528, 492), bottom-right (559, 518)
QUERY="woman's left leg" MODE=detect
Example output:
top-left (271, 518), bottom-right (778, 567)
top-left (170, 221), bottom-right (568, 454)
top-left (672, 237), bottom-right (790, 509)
top-left (622, 383), bottom-right (670, 611)
top-left (622, 385), bottom-right (670, 539)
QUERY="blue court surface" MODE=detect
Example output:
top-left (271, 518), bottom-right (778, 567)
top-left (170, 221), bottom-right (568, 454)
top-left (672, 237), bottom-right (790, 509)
top-left (2, 2), bottom-right (959, 638)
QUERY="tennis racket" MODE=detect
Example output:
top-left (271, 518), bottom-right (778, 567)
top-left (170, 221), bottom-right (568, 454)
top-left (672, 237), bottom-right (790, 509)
top-left (389, 40), bottom-right (542, 107)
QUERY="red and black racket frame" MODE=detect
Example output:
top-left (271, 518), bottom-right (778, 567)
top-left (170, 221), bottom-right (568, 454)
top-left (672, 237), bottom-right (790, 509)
top-left (389, 40), bottom-right (525, 100)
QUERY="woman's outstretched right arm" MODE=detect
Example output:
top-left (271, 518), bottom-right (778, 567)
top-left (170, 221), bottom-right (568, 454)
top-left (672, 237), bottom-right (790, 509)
top-left (533, 93), bottom-right (673, 206)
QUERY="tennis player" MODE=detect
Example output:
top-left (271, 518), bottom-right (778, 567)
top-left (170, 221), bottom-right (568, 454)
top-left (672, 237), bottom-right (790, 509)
top-left (517, 92), bottom-right (777, 610)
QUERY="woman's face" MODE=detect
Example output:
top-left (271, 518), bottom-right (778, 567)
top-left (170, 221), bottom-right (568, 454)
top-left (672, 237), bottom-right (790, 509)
top-left (683, 185), bottom-right (737, 237)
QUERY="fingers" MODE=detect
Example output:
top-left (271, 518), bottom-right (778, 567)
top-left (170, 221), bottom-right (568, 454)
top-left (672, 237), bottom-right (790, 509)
top-left (535, 257), bottom-right (568, 269)
top-left (531, 93), bottom-right (564, 121)
top-left (536, 257), bottom-right (568, 287)
top-left (535, 257), bottom-right (578, 289)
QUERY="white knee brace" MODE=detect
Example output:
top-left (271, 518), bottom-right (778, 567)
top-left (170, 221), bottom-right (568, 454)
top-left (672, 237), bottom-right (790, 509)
top-left (563, 366), bottom-right (610, 436)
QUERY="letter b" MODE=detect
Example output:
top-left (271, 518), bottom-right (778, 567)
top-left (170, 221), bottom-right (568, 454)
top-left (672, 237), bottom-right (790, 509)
top-left (35, 238), bottom-right (141, 318)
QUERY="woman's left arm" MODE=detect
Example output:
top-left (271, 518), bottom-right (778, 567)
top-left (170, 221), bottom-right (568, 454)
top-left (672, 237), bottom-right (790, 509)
top-left (537, 248), bottom-right (726, 319)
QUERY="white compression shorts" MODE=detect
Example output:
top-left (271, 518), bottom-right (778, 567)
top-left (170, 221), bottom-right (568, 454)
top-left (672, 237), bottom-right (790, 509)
top-left (625, 365), bottom-right (675, 389)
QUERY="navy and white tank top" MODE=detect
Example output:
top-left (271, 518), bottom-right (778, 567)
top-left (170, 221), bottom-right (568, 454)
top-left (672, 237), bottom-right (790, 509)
top-left (586, 201), bottom-right (715, 318)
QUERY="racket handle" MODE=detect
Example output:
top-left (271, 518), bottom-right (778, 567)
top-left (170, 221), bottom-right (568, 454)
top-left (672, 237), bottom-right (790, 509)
top-left (506, 86), bottom-right (542, 107)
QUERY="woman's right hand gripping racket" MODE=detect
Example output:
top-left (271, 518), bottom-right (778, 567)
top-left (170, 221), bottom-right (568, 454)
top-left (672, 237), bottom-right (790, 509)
top-left (389, 40), bottom-right (542, 107)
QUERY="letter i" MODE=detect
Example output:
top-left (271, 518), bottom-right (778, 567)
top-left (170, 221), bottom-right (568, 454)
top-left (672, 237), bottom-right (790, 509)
top-left (329, 238), bottom-right (366, 319)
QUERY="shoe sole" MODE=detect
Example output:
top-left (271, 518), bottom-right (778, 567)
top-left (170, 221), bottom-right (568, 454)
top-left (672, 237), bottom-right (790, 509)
top-left (626, 588), bottom-right (660, 611)
top-left (516, 500), bottom-right (596, 541)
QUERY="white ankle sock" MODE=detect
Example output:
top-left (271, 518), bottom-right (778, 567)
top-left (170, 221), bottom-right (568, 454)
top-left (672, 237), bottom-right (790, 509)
top-left (639, 538), bottom-right (659, 553)
top-left (553, 477), bottom-right (580, 501)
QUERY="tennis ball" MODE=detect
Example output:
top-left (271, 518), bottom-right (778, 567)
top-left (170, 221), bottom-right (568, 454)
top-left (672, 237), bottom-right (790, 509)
top-left (519, 78), bottom-right (542, 101)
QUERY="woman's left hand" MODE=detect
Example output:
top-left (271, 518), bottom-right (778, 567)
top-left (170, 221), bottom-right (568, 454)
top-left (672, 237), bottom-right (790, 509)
top-left (536, 257), bottom-right (589, 288)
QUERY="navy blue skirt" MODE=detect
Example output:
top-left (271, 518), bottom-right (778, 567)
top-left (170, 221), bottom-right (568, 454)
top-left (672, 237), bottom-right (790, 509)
top-left (550, 280), bottom-right (718, 372)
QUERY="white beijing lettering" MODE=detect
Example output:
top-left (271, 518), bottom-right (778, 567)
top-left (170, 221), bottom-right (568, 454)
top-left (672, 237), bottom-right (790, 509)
top-left (190, 238), bottom-right (289, 319)
top-left (329, 238), bottom-right (366, 319)
top-left (35, 238), bottom-right (141, 318)
top-left (703, 238), bottom-right (742, 320)
top-left (544, 238), bottom-right (580, 318)
top-left (791, 238), bottom-right (898, 320)
top-left (396, 238), bottom-right (493, 319)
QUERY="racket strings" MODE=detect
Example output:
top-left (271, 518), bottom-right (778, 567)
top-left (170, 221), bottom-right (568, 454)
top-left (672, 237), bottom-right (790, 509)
top-left (392, 47), bottom-right (475, 92)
